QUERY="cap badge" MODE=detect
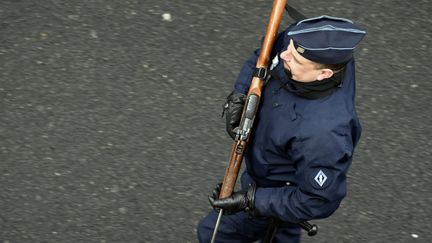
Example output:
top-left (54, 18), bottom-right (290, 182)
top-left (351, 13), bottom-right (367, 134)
top-left (296, 46), bottom-right (305, 54)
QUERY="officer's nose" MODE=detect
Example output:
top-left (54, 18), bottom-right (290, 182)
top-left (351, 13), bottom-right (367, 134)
top-left (280, 50), bottom-right (292, 62)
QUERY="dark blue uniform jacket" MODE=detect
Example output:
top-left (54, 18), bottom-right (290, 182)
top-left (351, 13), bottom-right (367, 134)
top-left (234, 29), bottom-right (362, 224)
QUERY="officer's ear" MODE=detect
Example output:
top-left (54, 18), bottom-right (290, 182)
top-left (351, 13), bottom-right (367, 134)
top-left (316, 68), bottom-right (334, 81)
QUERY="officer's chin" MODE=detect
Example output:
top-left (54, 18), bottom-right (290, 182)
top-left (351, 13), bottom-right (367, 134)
top-left (284, 68), bottom-right (295, 80)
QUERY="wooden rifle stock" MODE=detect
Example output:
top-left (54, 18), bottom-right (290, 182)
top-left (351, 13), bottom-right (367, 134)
top-left (212, 3), bottom-right (319, 240)
top-left (219, 0), bottom-right (286, 199)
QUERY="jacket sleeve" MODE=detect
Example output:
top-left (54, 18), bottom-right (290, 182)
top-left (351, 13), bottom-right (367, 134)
top-left (233, 49), bottom-right (260, 94)
top-left (233, 31), bottom-right (288, 94)
top-left (253, 125), bottom-right (355, 223)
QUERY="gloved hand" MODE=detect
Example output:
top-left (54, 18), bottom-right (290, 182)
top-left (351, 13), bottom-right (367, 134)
top-left (208, 183), bottom-right (256, 215)
top-left (222, 91), bottom-right (246, 139)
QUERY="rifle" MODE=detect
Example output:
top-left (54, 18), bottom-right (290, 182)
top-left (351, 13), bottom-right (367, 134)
top-left (210, 1), bottom-right (317, 242)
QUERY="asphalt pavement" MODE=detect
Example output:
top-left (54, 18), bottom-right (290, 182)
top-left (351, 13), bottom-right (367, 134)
top-left (1, 0), bottom-right (431, 242)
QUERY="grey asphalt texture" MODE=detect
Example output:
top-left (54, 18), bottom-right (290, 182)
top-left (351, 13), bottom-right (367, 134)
top-left (1, 0), bottom-right (431, 242)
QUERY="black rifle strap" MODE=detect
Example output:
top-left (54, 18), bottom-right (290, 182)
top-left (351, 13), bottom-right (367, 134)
top-left (285, 3), bottom-right (307, 21)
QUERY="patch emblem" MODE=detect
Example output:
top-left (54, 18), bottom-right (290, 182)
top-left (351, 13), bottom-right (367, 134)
top-left (314, 170), bottom-right (327, 187)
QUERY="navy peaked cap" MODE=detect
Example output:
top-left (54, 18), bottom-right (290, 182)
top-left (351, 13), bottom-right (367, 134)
top-left (287, 15), bottom-right (366, 64)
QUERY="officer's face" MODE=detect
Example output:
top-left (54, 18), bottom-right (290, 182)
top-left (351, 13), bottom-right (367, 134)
top-left (280, 40), bottom-right (332, 82)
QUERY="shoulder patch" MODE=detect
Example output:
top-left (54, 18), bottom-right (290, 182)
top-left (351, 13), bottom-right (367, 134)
top-left (314, 170), bottom-right (327, 187)
top-left (309, 168), bottom-right (333, 190)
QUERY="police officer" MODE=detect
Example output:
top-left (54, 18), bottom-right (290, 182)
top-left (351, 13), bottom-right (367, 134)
top-left (197, 15), bottom-right (366, 243)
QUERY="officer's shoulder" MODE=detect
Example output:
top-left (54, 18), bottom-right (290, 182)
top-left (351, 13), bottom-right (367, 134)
top-left (300, 98), bottom-right (356, 136)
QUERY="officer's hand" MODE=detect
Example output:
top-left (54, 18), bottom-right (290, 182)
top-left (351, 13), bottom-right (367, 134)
top-left (222, 91), bottom-right (246, 139)
top-left (208, 183), bottom-right (256, 215)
